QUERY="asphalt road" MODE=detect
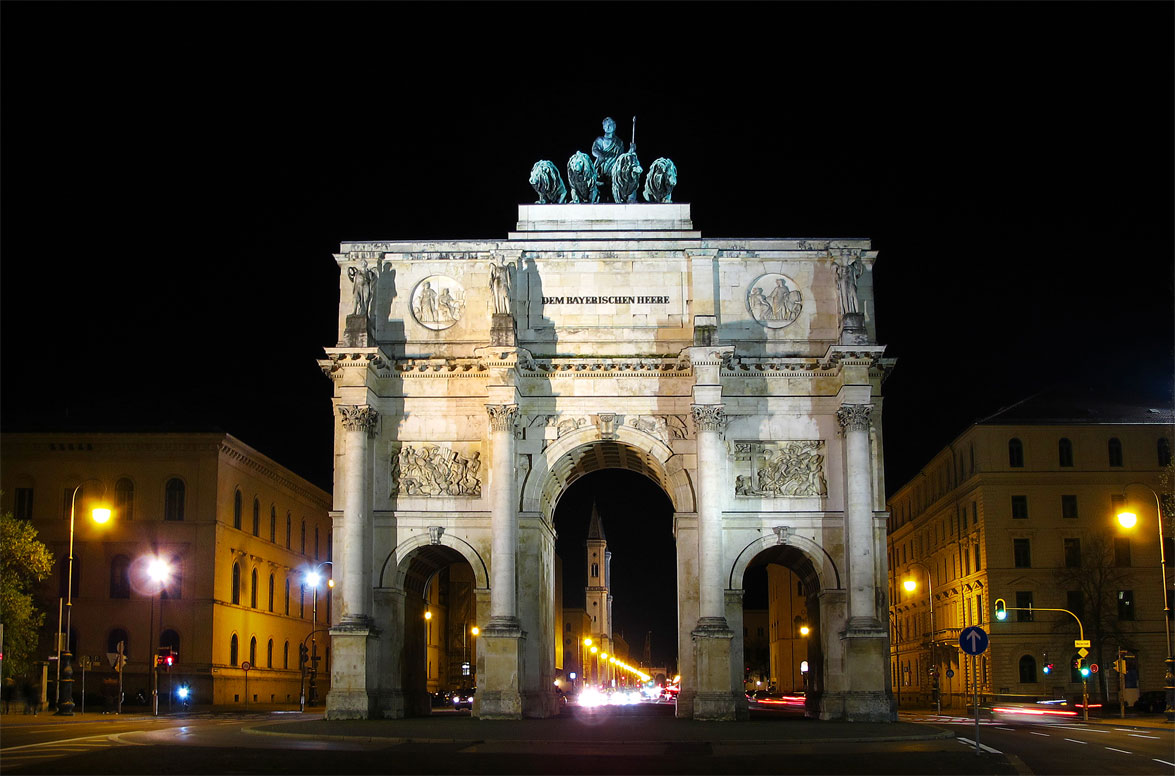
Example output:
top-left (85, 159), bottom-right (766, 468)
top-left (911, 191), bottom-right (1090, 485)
top-left (901, 712), bottom-right (1174, 776)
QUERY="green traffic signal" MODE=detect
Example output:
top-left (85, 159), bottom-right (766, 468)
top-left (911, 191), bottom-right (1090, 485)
top-left (994, 598), bottom-right (1007, 621)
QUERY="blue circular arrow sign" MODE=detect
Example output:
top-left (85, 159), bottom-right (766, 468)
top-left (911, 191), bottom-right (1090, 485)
top-left (959, 625), bottom-right (989, 655)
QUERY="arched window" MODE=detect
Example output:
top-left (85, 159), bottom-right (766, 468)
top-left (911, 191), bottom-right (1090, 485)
top-left (267, 639), bottom-right (274, 668)
top-left (300, 584), bottom-right (305, 619)
top-left (284, 578), bottom-right (290, 615)
top-left (286, 514), bottom-right (292, 549)
top-left (160, 629), bottom-right (180, 657)
top-left (1008, 438), bottom-right (1024, 468)
top-left (1058, 438), bottom-right (1074, 467)
top-left (231, 563), bottom-right (241, 605)
top-left (108, 628), bottom-right (129, 657)
top-left (1160, 438), bottom-right (1173, 467)
top-left (233, 490), bottom-right (242, 530)
top-left (1019, 653), bottom-right (1038, 681)
top-left (164, 478), bottom-right (185, 521)
top-left (249, 636), bottom-right (257, 666)
top-left (314, 526), bottom-right (320, 560)
top-left (268, 574), bottom-right (275, 612)
top-left (110, 554), bottom-right (131, 599)
top-left (252, 498), bottom-right (260, 536)
top-left (1108, 438), bottom-right (1123, 467)
top-left (283, 640), bottom-right (289, 669)
top-left (250, 568), bottom-right (258, 608)
top-left (115, 478), bottom-right (134, 522)
top-left (230, 634), bottom-right (239, 666)
top-left (269, 506), bottom-right (276, 543)
top-left (300, 520), bottom-right (306, 554)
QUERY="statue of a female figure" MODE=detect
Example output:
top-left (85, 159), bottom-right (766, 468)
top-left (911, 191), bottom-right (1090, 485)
top-left (489, 262), bottom-right (510, 315)
top-left (834, 259), bottom-right (864, 315)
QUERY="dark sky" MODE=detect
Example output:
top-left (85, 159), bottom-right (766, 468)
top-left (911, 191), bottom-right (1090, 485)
top-left (3, 2), bottom-right (1171, 665)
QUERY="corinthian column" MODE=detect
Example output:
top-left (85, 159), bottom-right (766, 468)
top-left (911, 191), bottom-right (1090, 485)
top-left (339, 404), bottom-right (378, 625)
top-left (691, 404), bottom-right (728, 627)
top-left (837, 403), bottom-right (880, 630)
top-left (486, 404), bottom-right (519, 627)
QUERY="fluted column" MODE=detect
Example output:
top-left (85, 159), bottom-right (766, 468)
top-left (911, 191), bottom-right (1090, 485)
top-left (486, 404), bottom-right (519, 627)
top-left (692, 404), bottom-right (728, 627)
top-left (837, 403), bottom-right (880, 630)
top-left (339, 404), bottom-right (378, 624)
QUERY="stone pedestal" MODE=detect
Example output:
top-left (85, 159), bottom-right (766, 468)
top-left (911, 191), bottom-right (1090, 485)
top-left (692, 622), bottom-right (739, 720)
top-left (820, 631), bottom-right (894, 721)
top-left (325, 624), bottom-right (380, 720)
top-left (490, 313), bottom-right (516, 346)
top-left (839, 312), bottom-right (869, 345)
top-left (341, 314), bottom-right (372, 347)
top-left (477, 624), bottom-right (525, 719)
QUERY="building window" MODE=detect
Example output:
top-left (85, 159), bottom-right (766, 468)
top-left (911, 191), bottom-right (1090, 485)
top-left (252, 499), bottom-right (260, 537)
top-left (110, 554), bottom-right (131, 598)
top-left (1061, 495), bottom-right (1078, 519)
top-left (1058, 438), bottom-right (1074, 467)
top-left (974, 544), bottom-right (981, 572)
top-left (160, 629), bottom-right (180, 658)
top-left (164, 478), bottom-right (185, 521)
top-left (283, 641), bottom-right (290, 669)
top-left (267, 639), bottom-right (274, 668)
top-left (1015, 591), bottom-right (1034, 621)
top-left (975, 593), bottom-right (983, 625)
top-left (1018, 654), bottom-right (1037, 683)
top-left (230, 634), bottom-right (239, 666)
top-left (231, 563), bottom-right (241, 605)
top-left (285, 578), bottom-right (290, 615)
top-left (1117, 590), bottom-right (1134, 620)
top-left (1108, 438), bottom-right (1123, 467)
top-left (1067, 590), bottom-right (1084, 618)
top-left (250, 568), bottom-right (258, 608)
top-left (286, 514), bottom-right (291, 548)
top-left (1160, 438), bottom-right (1173, 467)
top-left (300, 584), bottom-right (305, 619)
top-left (300, 521), bottom-right (306, 554)
top-left (1008, 438), bottom-right (1024, 468)
top-left (14, 487), bottom-right (33, 519)
top-left (591, 563), bottom-right (599, 578)
top-left (1114, 537), bottom-right (1131, 567)
top-left (1013, 539), bottom-right (1031, 568)
top-left (971, 502), bottom-right (978, 524)
top-left (233, 490), bottom-right (242, 530)
top-left (1064, 538), bottom-right (1082, 568)
top-left (314, 527), bottom-right (320, 560)
top-left (269, 506), bottom-right (276, 543)
top-left (268, 574), bottom-right (275, 612)
top-left (108, 629), bottom-right (129, 657)
top-left (1011, 496), bottom-right (1028, 519)
top-left (249, 636), bottom-right (257, 666)
top-left (115, 479), bottom-right (134, 522)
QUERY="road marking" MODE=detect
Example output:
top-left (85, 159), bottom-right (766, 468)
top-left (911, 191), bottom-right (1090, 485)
top-left (956, 737), bottom-right (1001, 754)
top-left (996, 726), bottom-right (1013, 730)
top-left (2, 733), bottom-right (112, 752)
top-left (1155, 760), bottom-right (1175, 768)
top-left (1055, 725), bottom-right (1108, 734)
top-left (1030, 731), bottom-right (1050, 737)
top-left (1105, 747), bottom-right (1132, 754)
top-left (1063, 738), bottom-right (1088, 744)
top-left (1128, 733), bottom-right (1159, 739)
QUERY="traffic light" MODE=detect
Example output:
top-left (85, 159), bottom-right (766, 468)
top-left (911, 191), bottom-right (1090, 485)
top-left (155, 647), bottom-right (175, 670)
top-left (994, 598), bottom-right (1007, 621)
top-left (299, 643), bottom-right (309, 666)
top-left (1043, 663), bottom-right (1053, 675)
top-left (1114, 659), bottom-right (1126, 673)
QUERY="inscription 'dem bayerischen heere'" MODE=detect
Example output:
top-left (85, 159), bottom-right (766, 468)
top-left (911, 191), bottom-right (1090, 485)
top-left (541, 295), bottom-right (670, 305)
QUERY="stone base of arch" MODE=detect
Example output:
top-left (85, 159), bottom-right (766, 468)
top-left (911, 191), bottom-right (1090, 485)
top-left (692, 624), bottom-right (740, 721)
top-left (476, 623), bottom-right (526, 719)
top-left (325, 625), bottom-right (381, 720)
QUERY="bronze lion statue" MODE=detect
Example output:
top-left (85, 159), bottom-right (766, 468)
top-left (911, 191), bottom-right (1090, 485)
top-left (643, 157), bottom-right (677, 203)
top-left (610, 151), bottom-right (643, 204)
top-left (529, 160), bottom-right (567, 204)
top-left (566, 151), bottom-right (599, 204)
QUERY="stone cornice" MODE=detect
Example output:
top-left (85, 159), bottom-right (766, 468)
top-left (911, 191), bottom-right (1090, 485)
top-left (217, 443), bottom-right (332, 509)
top-left (319, 348), bottom-right (386, 378)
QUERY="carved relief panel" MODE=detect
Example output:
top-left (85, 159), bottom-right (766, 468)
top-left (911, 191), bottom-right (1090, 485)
top-left (410, 275), bottom-right (466, 331)
top-left (390, 443), bottom-right (482, 497)
top-left (731, 440), bottom-right (827, 497)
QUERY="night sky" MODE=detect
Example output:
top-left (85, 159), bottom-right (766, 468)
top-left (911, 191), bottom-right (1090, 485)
top-left (3, 3), bottom-right (1171, 667)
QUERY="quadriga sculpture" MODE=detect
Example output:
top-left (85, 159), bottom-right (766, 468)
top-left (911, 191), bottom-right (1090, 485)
top-left (610, 151), bottom-right (642, 204)
top-left (566, 151), bottom-right (599, 203)
top-left (643, 157), bottom-right (677, 203)
top-left (529, 160), bottom-right (567, 204)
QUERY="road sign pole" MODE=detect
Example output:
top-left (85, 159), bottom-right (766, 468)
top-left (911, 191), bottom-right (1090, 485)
top-left (973, 654), bottom-right (980, 756)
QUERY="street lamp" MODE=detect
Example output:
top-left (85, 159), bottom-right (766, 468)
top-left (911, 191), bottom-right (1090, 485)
top-left (304, 561), bottom-right (333, 706)
top-left (56, 480), bottom-right (111, 716)
top-left (145, 556), bottom-right (172, 718)
top-left (902, 561), bottom-right (939, 713)
top-left (1116, 482), bottom-right (1173, 722)
top-left (581, 637), bottom-right (592, 690)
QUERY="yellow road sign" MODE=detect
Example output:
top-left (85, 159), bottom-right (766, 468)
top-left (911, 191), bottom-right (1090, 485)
top-left (1074, 639), bottom-right (1091, 648)
top-left (1077, 647), bottom-right (1089, 658)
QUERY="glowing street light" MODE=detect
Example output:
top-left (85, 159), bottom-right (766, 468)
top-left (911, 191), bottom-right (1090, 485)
top-left (302, 561), bottom-right (333, 708)
top-left (144, 555), bottom-right (173, 717)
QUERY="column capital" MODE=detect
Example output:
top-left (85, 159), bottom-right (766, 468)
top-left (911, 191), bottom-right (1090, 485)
top-left (690, 404), bottom-right (727, 433)
top-left (339, 405), bottom-right (379, 436)
top-left (486, 404), bottom-right (519, 431)
top-left (836, 403), bottom-right (873, 433)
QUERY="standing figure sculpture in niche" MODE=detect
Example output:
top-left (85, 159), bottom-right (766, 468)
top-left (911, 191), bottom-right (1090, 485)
top-left (348, 260), bottom-right (378, 317)
top-left (834, 259), bottom-right (864, 315)
top-left (490, 262), bottom-right (511, 315)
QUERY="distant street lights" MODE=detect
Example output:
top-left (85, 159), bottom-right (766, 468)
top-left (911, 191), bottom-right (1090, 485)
top-left (55, 480), bottom-right (111, 716)
top-left (304, 561), bottom-right (333, 705)
top-left (1116, 482), bottom-right (1173, 722)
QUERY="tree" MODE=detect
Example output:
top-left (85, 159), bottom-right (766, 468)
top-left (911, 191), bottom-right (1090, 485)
top-left (1053, 531), bottom-right (1133, 702)
top-left (1, 510), bottom-right (54, 680)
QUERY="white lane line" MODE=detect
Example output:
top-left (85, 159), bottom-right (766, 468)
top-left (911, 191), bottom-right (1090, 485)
top-left (996, 726), bottom-right (1014, 730)
top-left (1055, 725), bottom-right (1109, 734)
top-left (1128, 733), bottom-right (1160, 739)
top-left (1155, 759), bottom-right (1175, 767)
top-left (1105, 747), bottom-right (1132, 754)
top-left (2, 734), bottom-right (112, 752)
top-left (1063, 738), bottom-right (1088, 744)
top-left (1030, 731), bottom-right (1050, 736)
top-left (1113, 728), bottom-right (1137, 732)
top-left (956, 737), bottom-right (1002, 754)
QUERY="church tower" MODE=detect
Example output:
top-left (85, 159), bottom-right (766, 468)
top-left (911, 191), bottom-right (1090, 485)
top-left (584, 502), bottom-right (612, 640)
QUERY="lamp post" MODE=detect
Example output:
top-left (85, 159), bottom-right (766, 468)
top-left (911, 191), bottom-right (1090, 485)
top-left (581, 637), bottom-right (592, 691)
top-left (304, 561), bottom-right (333, 706)
top-left (1116, 482), bottom-right (1173, 722)
top-left (56, 480), bottom-right (111, 716)
top-left (903, 560), bottom-right (939, 713)
top-left (145, 556), bottom-right (172, 718)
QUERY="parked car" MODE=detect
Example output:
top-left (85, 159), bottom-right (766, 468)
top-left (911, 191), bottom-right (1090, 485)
top-left (1133, 691), bottom-right (1168, 714)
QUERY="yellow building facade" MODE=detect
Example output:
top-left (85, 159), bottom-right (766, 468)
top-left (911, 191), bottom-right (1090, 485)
top-left (887, 398), bottom-right (1173, 710)
top-left (1, 432), bottom-right (332, 708)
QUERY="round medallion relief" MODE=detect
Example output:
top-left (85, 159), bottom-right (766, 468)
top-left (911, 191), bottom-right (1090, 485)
top-left (747, 273), bottom-right (804, 329)
top-left (411, 276), bottom-right (465, 330)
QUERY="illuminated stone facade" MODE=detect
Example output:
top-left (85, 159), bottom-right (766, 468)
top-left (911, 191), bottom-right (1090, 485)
top-left (321, 203), bottom-right (895, 721)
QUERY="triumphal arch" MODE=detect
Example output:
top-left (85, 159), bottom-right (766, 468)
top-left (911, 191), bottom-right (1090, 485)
top-left (320, 201), bottom-right (896, 722)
